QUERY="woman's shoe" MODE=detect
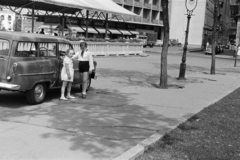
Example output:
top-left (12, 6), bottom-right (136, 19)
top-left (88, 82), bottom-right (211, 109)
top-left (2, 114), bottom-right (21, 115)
top-left (60, 97), bottom-right (68, 101)
top-left (82, 94), bottom-right (86, 99)
top-left (66, 95), bottom-right (75, 99)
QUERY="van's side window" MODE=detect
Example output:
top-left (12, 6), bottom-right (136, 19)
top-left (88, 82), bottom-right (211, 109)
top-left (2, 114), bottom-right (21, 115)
top-left (0, 39), bottom-right (9, 56)
top-left (59, 43), bottom-right (72, 57)
top-left (39, 43), bottom-right (57, 57)
top-left (16, 42), bottom-right (37, 57)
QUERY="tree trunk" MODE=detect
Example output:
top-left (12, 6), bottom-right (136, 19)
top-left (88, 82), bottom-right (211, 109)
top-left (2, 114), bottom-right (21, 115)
top-left (211, 0), bottom-right (219, 75)
top-left (159, 0), bottom-right (169, 89)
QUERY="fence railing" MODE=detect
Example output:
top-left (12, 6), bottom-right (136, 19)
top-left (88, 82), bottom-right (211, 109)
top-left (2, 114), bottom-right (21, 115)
top-left (70, 41), bottom-right (143, 57)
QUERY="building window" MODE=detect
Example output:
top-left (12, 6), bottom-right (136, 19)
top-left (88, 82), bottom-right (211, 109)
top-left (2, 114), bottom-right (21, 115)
top-left (1, 15), bottom-right (4, 21)
top-left (160, 11), bottom-right (163, 21)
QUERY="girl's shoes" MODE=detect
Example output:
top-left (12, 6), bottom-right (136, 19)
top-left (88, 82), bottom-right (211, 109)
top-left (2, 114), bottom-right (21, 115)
top-left (60, 97), bottom-right (68, 101)
top-left (82, 94), bottom-right (86, 99)
top-left (66, 95), bottom-right (75, 99)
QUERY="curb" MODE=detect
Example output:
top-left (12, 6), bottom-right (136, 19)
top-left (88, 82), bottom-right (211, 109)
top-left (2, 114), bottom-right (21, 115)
top-left (113, 81), bottom-right (240, 160)
top-left (113, 133), bottom-right (162, 160)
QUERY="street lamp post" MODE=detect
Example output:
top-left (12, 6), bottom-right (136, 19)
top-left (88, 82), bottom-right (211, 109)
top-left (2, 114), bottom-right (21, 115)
top-left (178, 0), bottom-right (198, 80)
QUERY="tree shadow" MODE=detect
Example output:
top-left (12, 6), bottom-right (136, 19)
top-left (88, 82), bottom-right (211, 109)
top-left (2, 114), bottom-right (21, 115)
top-left (1, 89), bottom-right (186, 159)
top-left (0, 67), bottom-right (203, 159)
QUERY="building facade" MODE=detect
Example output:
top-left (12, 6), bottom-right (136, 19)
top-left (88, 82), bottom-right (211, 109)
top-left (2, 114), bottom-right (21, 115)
top-left (31, 0), bottom-right (164, 39)
top-left (0, 8), bottom-right (15, 31)
top-left (169, 0), bottom-right (230, 46)
top-left (229, 0), bottom-right (238, 45)
top-left (113, 0), bottom-right (163, 38)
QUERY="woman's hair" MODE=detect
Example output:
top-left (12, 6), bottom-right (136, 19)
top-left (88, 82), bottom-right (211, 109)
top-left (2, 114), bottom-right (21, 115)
top-left (80, 41), bottom-right (88, 48)
top-left (80, 41), bottom-right (88, 57)
top-left (66, 49), bottom-right (74, 56)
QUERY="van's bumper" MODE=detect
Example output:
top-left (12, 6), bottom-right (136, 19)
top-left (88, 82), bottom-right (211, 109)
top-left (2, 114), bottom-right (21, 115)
top-left (0, 82), bottom-right (20, 90)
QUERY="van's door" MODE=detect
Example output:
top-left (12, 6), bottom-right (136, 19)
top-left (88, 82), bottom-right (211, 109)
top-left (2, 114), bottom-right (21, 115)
top-left (57, 43), bottom-right (79, 86)
top-left (0, 39), bottom-right (10, 81)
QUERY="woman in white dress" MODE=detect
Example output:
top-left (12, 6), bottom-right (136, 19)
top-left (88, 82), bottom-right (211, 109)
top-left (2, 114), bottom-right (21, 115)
top-left (60, 49), bottom-right (75, 100)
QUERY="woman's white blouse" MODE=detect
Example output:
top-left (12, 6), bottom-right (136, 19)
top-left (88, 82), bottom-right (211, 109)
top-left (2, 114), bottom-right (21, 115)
top-left (72, 50), bottom-right (94, 71)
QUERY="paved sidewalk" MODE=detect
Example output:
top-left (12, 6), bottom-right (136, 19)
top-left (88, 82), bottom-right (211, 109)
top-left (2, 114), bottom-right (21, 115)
top-left (1, 53), bottom-right (240, 160)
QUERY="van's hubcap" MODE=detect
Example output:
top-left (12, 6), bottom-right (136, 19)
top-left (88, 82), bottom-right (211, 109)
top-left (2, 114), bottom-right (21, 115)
top-left (34, 85), bottom-right (44, 101)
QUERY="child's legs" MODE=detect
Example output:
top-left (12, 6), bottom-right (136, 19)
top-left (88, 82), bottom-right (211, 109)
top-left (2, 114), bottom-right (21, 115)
top-left (67, 82), bottom-right (73, 95)
top-left (82, 72), bottom-right (89, 94)
top-left (61, 81), bottom-right (68, 97)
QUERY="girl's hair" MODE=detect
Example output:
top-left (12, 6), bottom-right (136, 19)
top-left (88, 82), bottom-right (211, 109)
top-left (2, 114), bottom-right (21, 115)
top-left (66, 49), bottom-right (74, 55)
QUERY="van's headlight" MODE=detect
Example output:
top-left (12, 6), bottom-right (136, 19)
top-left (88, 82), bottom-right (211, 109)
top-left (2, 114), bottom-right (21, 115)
top-left (7, 76), bottom-right (12, 81)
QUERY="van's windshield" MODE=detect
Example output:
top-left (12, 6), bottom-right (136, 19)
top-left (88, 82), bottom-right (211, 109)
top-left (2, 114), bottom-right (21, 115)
top-left (0, 39), bottom-right (9, 56)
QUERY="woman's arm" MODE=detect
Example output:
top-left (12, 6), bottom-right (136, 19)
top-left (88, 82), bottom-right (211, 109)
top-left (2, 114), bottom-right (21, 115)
top-left (72, 52), bottom-right (79, 60)
top-left (88, 52), bottom-right (94, 72)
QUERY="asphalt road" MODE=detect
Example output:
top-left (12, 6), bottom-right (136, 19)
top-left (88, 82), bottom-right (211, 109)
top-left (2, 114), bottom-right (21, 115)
top-left (0, 47), bottom-right (236, 107)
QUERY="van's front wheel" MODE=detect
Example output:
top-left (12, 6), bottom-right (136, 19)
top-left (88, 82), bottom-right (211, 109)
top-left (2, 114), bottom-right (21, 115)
top-left (26, 83), bottom-right (47, 104)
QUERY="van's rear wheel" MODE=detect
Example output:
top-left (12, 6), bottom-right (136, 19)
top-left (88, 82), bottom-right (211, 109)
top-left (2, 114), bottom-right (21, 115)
top-left (26, 83), bottom-right (47, 104)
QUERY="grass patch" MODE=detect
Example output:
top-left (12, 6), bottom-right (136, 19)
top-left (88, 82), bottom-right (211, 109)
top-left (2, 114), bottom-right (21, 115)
top-left (136, 88), bottom-right (240, 160)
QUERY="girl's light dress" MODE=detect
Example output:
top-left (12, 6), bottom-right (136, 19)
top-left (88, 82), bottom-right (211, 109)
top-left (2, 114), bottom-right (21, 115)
top-left (61, 56), bottom-right (74, 82)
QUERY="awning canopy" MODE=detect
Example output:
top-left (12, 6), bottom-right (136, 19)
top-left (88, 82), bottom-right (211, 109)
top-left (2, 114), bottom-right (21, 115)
top-left (108, 28), bottom-right (122, 35)
top-left (129, 30), bottom-right (139, 35)
top-left (82, 0), bottom-right (137, 17)
top-left (0, 0), bottom-right (138, 16)
top-left (66, 24), bottom-right (85, 32)
top-left (118, 29), bottom-right (132, 35)
top-left (39, 23), bottom-right (60, 29)
top-left (81, 26), bottom-right (98, 34)
top-left (94, 27), bottom-right (110, 34)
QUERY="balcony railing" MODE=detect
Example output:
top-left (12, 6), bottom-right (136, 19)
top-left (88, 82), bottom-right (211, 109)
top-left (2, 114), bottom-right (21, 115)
top-left (152, 19), bottom-right (159, 24)
top-left (133, 16), bottom-right (142, 22)
top-left (124, 0), bottom-right (134, 5)
top-left (123, 15), bottom-right (133, 21)
top-left (152, 4), bottom-right (159, 10)
top-left (143, 3), bottom-right (152, 9)
top-left (159, 20), bottom-right (163, 26)
top-left (134, 1), bottom-right (143, 7)
top-left (113, 0), bottom-right (124, 4)
top-left (142, 18), bottom-right (150, 23)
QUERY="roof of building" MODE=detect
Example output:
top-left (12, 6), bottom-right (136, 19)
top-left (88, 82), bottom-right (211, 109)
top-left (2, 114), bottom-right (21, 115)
top-left (0, 0), bottom-right (137, 16)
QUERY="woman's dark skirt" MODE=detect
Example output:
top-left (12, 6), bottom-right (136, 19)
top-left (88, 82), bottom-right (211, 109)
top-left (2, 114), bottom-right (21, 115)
top-left (78, 61), bottom-right (89, 73)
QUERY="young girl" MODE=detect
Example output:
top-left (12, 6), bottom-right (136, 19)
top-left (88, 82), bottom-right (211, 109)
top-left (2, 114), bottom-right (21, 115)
top-left (60, 49), bottom-right (75, 100)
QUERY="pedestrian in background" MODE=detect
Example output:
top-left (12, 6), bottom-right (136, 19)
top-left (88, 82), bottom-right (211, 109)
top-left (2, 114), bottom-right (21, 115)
top-left (72, 41), bottom-right (94, 99)
top-left (39, 28), bottom-right (45, 34)
top-left (60, 49), bottom-right (75, 101)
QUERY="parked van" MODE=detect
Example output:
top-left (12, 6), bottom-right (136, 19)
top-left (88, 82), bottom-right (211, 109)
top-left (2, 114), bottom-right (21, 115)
top-left (0, 31), bottom-right (96, 104)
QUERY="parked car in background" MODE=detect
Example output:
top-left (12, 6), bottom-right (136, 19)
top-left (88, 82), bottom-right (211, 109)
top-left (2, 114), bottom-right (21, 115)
top-left (169, 39), bottom-right (182, 47)
top-left (138, 33), bottom-right (158, 48)
top-left (205, 44), bottom-right (224, 55)
top-left (154, 39), bottom-right (163, 46)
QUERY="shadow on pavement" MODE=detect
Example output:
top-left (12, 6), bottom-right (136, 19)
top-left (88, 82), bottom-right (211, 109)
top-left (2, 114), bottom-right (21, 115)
top-left (0, 88), bottom-right (183, 159)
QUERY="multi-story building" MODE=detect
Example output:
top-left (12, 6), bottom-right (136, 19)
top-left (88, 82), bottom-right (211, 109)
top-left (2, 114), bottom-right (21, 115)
top-left (31, 0), bottom-right (163, 39)
top-left (169, 0), bottom-right (230, 46)
top-left (113, 0), bottom-right (163, 39)
top-left (229, 0), bottom-right (238, 44)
